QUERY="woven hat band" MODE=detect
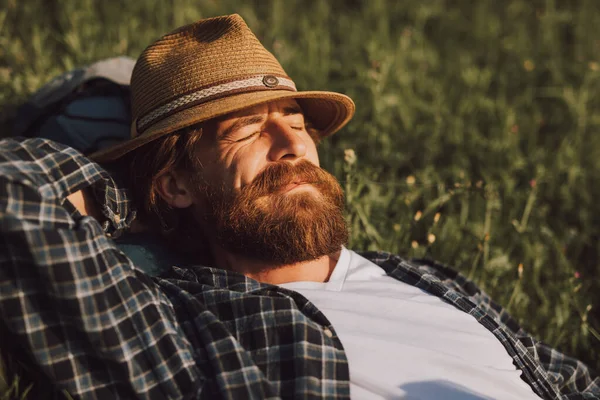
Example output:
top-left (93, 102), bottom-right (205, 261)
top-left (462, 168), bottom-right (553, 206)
top-left (136, 74), bottom-right (297, 135)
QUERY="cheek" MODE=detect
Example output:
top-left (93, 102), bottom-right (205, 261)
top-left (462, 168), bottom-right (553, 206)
top-left (220, 145), bottom-right (267, 191)
top-left (193, 143), bottom-right (252, 198)
top-left (306, 141), bottom-right (320, 167)
top-left (208, 145), bottom-right (242, 189)
top-left (237, 153), bottom-right (268, 189)
top-left (192, 156), bottom-right (233, 200)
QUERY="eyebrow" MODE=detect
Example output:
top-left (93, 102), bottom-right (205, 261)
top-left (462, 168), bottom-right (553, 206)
top-left (219, 115), bottom-right (265, 140)
top-left (282, 105), bottom-right (303, 115)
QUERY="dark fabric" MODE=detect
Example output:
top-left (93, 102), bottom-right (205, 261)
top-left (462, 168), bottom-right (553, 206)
top-left (0, 137), bottom-right (598, 399)
top-left (31, 94), bottom-right (131, 154)
top-left (12, 56), bottom-right (135, 155)
top-left (115, 233), bottom-right (191, 276)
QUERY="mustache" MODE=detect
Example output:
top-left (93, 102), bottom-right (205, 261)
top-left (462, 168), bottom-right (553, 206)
top-left (245, 160), bottom-right (332, 197)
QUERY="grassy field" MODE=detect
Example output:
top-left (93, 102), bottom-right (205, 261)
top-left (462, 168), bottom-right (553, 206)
top-left (1, 0), bottom-right (599, 396)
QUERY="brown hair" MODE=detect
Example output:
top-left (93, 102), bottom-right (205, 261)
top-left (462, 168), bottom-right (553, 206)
top-left (113, 124), bottom-right (204, 233)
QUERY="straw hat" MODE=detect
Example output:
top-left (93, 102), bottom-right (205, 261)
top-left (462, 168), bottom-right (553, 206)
top-left (90, 14), bottom-right (355, 163)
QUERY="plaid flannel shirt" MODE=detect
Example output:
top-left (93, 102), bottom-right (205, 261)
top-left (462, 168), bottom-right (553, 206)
top-left (0, 138), bottom-right (598, 400)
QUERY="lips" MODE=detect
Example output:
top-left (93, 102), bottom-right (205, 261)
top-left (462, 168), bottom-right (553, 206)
top-left (281, 181), bottom-right (310, 193)
top-left (249, 161), bottom-right (326, 197)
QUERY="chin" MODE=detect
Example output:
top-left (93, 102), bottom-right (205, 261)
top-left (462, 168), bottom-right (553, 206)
top-left (278, 190), bottom-right (324, 210)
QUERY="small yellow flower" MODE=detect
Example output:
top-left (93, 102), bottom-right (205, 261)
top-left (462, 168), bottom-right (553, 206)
top-left (406, 175), bottom-right (416, 185)
top-left (393, 224), bottom-right (401, 232)
top-left (411, 240), bottom-right (419, 249)
top-left (414, 211), bottom-right (422, 221)
top-left (344, 149), bottom-right (356, 166)
top-left (524, 59), bottom-right (535, 71)
top-left (518, 263), bottom-right (524, 279)
top-left (427, 233), bottom-right (436, 244)
top-left (583, 305), bottom-right (591, 322)
top-left (433, 213), bottom-right (441, 224)
top-left (589, 62), bottom-right (599, 71)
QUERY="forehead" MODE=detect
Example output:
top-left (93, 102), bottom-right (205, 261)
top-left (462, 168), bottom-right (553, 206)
top-left (218, 98), bottom-right (302, 121)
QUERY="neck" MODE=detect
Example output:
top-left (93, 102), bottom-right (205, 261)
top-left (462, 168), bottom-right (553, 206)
top-left (209, 243), bottom-right (341, 284)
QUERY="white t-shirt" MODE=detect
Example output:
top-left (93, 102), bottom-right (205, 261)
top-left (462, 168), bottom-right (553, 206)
top-left (280, 248), bottom-right (540, 400)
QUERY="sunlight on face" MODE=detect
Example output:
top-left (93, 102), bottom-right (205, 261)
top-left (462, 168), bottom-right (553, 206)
top-left (182, 100), bottom-right (348, 266)
top-left (194, 99), bottom-right (321, 201)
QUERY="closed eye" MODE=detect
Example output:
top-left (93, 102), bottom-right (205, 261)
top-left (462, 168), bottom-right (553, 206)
top-left (283, 108), bottom-right (306, 132)
top-left (219, 115), bottom-right (265, 141)
top-left (233, 131), bottom-right (260, 142)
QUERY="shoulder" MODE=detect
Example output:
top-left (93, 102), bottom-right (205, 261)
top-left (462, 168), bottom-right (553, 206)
top-left (359, 250), bottom-right (526, 335)
top-left (358, 250), bottom-right (478, 294)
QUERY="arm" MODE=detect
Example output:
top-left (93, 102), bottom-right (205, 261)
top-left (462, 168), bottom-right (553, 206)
top-left (66, 188), bottom-right (103, 221)
top-left (0, 138), bottom-right (202, 399)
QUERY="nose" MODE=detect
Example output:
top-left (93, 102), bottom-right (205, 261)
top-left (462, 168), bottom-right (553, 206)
top-left (266, 120), bottom-right (307, 162)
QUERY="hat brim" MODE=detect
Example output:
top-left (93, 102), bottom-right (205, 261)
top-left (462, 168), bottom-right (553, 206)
top-left (89, 89), bottom-right (355, 164)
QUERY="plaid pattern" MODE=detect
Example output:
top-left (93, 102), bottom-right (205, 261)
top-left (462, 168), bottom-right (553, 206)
top-left (0, 138), bottom-right (598, 400)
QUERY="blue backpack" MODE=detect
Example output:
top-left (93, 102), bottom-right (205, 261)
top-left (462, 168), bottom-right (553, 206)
top-left (12, 56), bottom-right (135, 155)
top-left (12, 56), bottom-right (183, 277)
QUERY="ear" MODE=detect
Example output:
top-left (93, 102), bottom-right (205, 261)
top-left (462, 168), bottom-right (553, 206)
top-left (155, 170), bottom-right (194, 209)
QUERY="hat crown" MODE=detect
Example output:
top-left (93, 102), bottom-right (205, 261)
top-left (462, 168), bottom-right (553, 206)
top-left (131, 14), bottom-right (288, 124)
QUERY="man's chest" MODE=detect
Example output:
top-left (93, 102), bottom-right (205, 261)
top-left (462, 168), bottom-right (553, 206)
top-left (283, 278), bottom-right (541, 399)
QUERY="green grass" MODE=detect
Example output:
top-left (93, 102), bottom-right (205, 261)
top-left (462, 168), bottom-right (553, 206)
top-left (1, 0), bottom-right (599, 397)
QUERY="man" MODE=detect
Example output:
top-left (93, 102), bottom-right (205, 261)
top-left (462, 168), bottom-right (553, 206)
top-left (0, 14), bottom-right (598, 400)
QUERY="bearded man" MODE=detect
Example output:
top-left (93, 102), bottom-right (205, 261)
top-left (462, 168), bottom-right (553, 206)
top-left (0, 14), bottom-right (598, 400)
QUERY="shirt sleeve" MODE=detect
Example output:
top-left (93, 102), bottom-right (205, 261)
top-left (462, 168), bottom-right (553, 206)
top-left (0, 138), bottom-right (203, 399)
top-left (411, 257), bottom-right (600, 398)
top-left (474, 288), bottom-right (600, 398)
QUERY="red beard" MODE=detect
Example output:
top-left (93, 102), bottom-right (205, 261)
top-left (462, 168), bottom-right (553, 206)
top-left (201, 160), bottom-right (348, 267)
